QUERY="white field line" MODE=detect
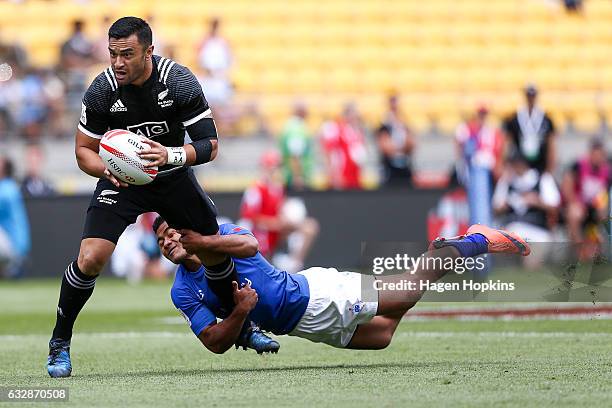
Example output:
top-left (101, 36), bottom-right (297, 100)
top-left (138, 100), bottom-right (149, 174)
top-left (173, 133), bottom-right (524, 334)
top-left (398, 331), bottom-right (612, 339)
top-left (404, 311), bottom-right (612, 321)
top-left (155, 316), bottom-right (187, 325)
top-left (0, 331), bottom-right (192, 341)
top-left (2, 330), bottom-right (612, 342)
top-left (413, 302), bottom-right (612, 312)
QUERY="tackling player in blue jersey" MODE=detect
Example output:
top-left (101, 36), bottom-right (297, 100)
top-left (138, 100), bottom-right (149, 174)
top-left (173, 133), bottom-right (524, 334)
top-left (155, 217), bottom-right (530, 352)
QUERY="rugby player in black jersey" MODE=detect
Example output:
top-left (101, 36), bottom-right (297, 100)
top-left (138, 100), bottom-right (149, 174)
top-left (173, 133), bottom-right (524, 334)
top-left (47, 17), bottom-right (278, 378)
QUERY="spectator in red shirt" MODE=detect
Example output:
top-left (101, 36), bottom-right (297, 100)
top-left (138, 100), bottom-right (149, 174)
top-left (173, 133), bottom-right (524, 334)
top-left (319, 103), bottom-right (367, 190)
top-left (455, 105), bottom-right (505, 227)
top-left (240, 151), bottom-right (319, 272)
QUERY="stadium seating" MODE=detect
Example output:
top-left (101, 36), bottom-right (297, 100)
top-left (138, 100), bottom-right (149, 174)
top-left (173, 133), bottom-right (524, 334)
top-left (1, 0), bottom-right (610, 133)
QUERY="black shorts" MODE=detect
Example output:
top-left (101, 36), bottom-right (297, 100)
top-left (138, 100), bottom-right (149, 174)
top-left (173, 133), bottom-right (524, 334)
top-left (83, 167), bottom-right (218, 243)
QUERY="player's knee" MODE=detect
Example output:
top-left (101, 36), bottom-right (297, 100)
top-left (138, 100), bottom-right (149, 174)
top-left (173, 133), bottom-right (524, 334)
top-left (383, 315), bottom-right (402, 346)
top-left (77, 250), bottom-right (107, 277)
top-left (208, 345), bottom-right (226, 355)
top-left (377, 330), bottom-right (394, 349)
top-left (383, 321), bottom-right (399, 347)
top-left (380, 337), bottom-right (392, 349)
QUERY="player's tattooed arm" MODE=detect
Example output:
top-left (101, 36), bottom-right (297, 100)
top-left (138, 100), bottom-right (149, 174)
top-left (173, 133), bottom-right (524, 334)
top-left (197, 281), bottom-right (258, 354)
top-left (179, 229), bottom-right (259, 258)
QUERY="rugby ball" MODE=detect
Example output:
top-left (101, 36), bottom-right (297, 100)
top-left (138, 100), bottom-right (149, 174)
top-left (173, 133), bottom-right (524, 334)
top-left (99, 129), bottom-right (158, 185)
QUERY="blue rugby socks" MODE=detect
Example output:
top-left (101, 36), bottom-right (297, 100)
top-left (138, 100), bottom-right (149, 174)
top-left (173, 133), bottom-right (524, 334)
top-left (436, 233), bottom-right (489, 258)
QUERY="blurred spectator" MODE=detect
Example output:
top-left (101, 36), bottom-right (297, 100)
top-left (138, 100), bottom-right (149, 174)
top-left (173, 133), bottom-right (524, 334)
top-left (0, 156), bottom-right (30, 278)
top-left (376, 94), bottom-right (415, 188)
top-left (59, 20), bottom-right (94, 114)
top-left (60, 20), bottom-right (94, 70)
top-left (240, 150), bottom-right (319, 272)
top-left (0, 28), bottom-right (28, 71)
top-left (0, 80), bottom-right (14, 140)
top-left (427, 187), bottom-right (469, 242)
top-left (111, 213), bottom-right (175, 284)
top-left (196, 17), bottom-right (240, 135)
top-left (563, 0), bottom-right (583, 13)
top-left (14, 67), bottom-right (48, 143)
top-left (319, 103), bottom-right (367, 190)
top-left (279, 102), bottom-right (314, 191)
top-left (455, 105), bottom-right (504, 225)
top-left (21, 144), bottom-right (55, 197)
top-left (0, 66), bottom-right (64, 141)
top-left (197, 18), bottom-right (233, 108)
top-left (92, 15), bottom-right (113, 63)
top-left (164, 44), bottom-right (178, 60)
top-left (503, 84), bottom-right (556, 174)
top-left (41, 68), bottom-right (67, 138)
top-left (561, 138), bottom-right (611, 246)
top-left (146, 14), bottom-right (166, 57)
top-left (493, 153), bottom-right (560, 243)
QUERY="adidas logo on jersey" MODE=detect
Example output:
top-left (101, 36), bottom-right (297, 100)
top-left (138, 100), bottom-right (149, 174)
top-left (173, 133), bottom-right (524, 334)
top-left (110, 99), bottom-right (128, 113)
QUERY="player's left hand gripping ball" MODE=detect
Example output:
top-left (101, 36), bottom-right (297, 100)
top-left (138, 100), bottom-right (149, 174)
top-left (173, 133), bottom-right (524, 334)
top-left (99, 129), bottom-right (158, 185)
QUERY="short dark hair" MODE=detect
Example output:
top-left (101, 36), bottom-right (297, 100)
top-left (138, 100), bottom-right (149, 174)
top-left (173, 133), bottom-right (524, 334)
top-left (152, 215), bottom-right (166, 235)
top-left (524, 83), bottom-right (538, 97)
top-left (108, 16), bottom-right (152, 48)
top-left (73, 19), bottom-right (84, 32)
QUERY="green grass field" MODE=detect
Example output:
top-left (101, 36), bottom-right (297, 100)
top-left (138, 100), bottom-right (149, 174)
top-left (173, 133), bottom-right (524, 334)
top-left (1, 279), bottom-right (611, 407)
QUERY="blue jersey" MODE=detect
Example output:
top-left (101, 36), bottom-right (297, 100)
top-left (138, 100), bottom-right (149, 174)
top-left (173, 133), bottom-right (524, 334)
top-left (171, 223), bottom-right (310, 336)
top-left (0, 179), bottom-right (30, 257)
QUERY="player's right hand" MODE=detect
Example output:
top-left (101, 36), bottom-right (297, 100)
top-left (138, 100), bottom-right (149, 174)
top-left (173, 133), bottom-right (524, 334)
top-left (103, 168), bottom-right (129, 188)
top-left (232, 281), bottom-right (258, 313)
top-left (178, 229), bottom-right (205, 254)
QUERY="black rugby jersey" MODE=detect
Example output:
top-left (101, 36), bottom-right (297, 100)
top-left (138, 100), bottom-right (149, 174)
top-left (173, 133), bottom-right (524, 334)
top-left (78, 55), bottom-right (212, 174)
top-left (503, 110), bottom-right (555, 173)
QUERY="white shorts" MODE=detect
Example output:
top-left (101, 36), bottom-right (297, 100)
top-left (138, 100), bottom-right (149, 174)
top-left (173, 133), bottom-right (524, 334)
top-left (288, 267), bottom-right (378, 348)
